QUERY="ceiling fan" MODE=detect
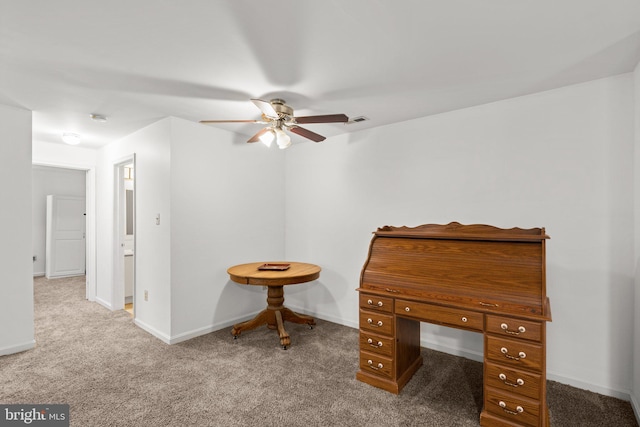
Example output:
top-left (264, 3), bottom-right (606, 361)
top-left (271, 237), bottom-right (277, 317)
top-left (200, 98), bottom-right (349, 149)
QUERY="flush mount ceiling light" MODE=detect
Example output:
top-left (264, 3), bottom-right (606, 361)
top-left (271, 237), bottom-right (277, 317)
top-left (90, 113), bottom-right (107, 123)
top-left (61, 132), bottom-right (81, 145)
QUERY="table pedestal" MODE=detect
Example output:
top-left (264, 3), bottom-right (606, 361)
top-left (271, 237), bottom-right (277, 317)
top-left (231, 285), bottom-right (316, 349)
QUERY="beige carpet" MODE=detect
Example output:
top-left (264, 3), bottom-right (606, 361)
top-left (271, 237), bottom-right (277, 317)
top-left (0, 276), bottom-right (637, 426)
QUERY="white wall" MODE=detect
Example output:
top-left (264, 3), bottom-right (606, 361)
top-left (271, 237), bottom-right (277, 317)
top-left (94, 117), bottom-right (286, 343)
top-left (32, 166), bottom-right (86, 276)
top-left (632, 61), bottom-right (640, 419)
top-left (0, 104), bottom-right (34, 355)
top-left (285, 74), bottom-right (635, 398)
top-left (168, 118), bottom-right (286, 341)
top-left (96, 118), bottom-right (172, 340)
top-left (32, 140), bottom-right (98, 168)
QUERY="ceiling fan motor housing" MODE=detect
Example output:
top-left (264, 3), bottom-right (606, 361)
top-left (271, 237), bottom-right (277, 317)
top-left (270, 99), bottom-right (294, 117)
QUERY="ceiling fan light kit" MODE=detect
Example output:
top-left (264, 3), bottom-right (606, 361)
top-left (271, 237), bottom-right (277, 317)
top-left (274, 128), bottom-right (291, 149)
top-left (258, 129), bottom-right (275, 147)
top-left (200, 98), bottom-right (349, 149)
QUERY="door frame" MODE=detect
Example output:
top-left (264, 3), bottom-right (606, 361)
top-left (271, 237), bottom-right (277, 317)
top-left (32, 161), bottom-right (96, 301)
top-left (113, 155), bottom-right (136, 313)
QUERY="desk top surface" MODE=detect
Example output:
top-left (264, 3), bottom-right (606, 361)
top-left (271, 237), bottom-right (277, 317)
top-left (227, 262), bottom-right (321, 286)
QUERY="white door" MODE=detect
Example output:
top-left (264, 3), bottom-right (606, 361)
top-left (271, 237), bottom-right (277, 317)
top-left (46, 195), bottom-right (86, 278)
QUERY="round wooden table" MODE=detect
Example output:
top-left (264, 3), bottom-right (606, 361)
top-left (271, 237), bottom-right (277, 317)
top-left (227, 262), bottom-right (321, 349)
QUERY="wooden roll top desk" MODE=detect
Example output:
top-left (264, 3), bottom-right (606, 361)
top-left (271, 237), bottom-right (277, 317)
top-left (355, 222), bottom-right (552, 427)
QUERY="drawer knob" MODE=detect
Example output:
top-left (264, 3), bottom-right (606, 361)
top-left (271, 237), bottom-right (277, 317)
top-left (367, 318), bottom-right (383, 327)
top-left (501, 322), bottom-right (526, 335)
top-left (500, 347), bottom-right (526, 361)
top-left (367, 338), bottom-right (383, 348)
top-left (367, 299), bottom-right (384, 307)
top-left (405, 307), bottom-right (411, 312)
top-left (367, 359), bottom-right (384, 370)
top-left (499, 373), bottom-right (525, 387)
top-left (461, 316), bottom-right (468, 322)
top-left (499, 401), bottom-right (524, 415)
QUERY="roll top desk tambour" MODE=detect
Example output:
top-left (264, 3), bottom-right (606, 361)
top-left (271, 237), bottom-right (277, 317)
top-left (356, 222), bottom-right (552, 427)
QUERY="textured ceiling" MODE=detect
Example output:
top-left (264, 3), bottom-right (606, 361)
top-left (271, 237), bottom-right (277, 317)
top-left (1, 0), bottom-right (640, 149)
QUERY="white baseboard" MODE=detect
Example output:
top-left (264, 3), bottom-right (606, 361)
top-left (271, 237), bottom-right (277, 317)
top-left (286, 305), bottom-right (359, 329)
top-left (33, 272), bottom-right (45, 277)
top-left (45, 272), bottom-right (85, 279)
top-left (134, 311), bottom-right (263, 345)
top-left (631, 392), bottom-right (640, 425)
top-left (0, 339), bottom-right (35, 356)
top-left (545, 370), bottom-right (632, 401)
top-left (94, 297), bottom-right (112, 311)
top-left (419, 338), bottom-right (484, 362)
top-left (165, 307), bottom-right (339, 345)
top-left (134, 318), bottom-right (171, 344)
top-left (167, 310), bottom-right (263, 345)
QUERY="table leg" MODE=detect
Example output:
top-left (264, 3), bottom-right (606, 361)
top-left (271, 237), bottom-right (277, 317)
top-left (230, 284), bottom-right (315, 348)
top-left (275, 310), bottom-right (291, 349)
top-left (281, 307), bottom-right (316, 327)
top-left (231, 308), bottom-right (273, 337)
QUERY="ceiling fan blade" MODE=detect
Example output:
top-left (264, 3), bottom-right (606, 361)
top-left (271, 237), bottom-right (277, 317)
top-left (289, 126), bottom-right (326, 142)
top-left (247, 128), bottom-right (269, 143)
top-left (251, 99), bottom-right (279, 119)
top-left (200, 119), bottom-right (264, 124)
top-left (294, 114), bottom-right (348, 124)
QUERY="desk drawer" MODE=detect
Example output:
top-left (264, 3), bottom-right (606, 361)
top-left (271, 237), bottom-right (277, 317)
top-left (359, 331), bottom-right (394, 357)
top-left (359, 351), bottom-right (393, 379)
top-left (395, 300), bottom-right (483, 332)
top-left (485, 361), bottom-right (542, 400)
top-left (359, 293), bottom-right (393, 314)
top-left (359, 309), bottom-right (394, 335)
top-left (486, 335), bottom-right (543, 372)
top-left (486, 315), bottom-right (543, 342)
top-left (485, 386), bottom-right (540, 427)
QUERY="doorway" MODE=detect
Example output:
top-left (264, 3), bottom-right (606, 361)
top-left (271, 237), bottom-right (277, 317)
top-left (32, 164), bottom-right (94, 300)
top-left (114, 157), bottom-right (135, 316)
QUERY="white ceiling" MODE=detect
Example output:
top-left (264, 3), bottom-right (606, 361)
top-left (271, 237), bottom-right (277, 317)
top-left (1, 0), bottom-right (640, 149)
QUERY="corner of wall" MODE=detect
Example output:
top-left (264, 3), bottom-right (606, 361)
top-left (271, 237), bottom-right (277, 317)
top-left (0, 104), bottom-right (34, 355)
top-left (632, 59), bottom-right (640, 424)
